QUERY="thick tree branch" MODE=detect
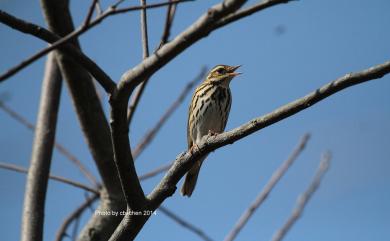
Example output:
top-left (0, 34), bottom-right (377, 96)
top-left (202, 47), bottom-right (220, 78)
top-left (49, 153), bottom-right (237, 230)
top-left (0, 101), bottom-right (98, 186)
top-left (224, 134), bottom-right (310, 241)
top-left (21, 53), bottom-right (62, 241)
top-left (271, 152), bottom-right (331, 241)
top-left (132, 67), bottom-right (206, 159)
top-left (39, 1), bottom-right (125, 240)
top-left (106, 1), bottom-right (247, 235)
top-left (148, 60), bottom-right (390, 215)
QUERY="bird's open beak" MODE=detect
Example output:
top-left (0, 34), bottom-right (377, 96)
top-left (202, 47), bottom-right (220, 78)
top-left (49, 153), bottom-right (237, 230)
top-left (228, 65), bottom-right (242, 76)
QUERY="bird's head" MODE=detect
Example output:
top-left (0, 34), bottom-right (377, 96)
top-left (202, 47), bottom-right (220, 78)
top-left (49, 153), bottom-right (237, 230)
top-left (205, 65), bottom-right (241, 86)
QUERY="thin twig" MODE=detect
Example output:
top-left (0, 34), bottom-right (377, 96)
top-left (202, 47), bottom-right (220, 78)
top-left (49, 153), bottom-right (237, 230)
top-left (55, 194), bottom-right (99, 241)
top-left (158, 0), bottom-right (178, 48)
top-left (95, 0), bottom-right (103, 15)
top-left (83, 0), bottom-right (99, 26)
top-left (0, 161), bottom-right (99, 194)
top-left (159, 205), bottom-right (214, 241)
top-left (216, 0), bottom-right (295, 28)
top-left (139, 162), bottom-right (173, 180)
top-left (224, 134), bottom-right (310, 241)
top-left (0, 101), bottom-right (99, 187)
top-left (126, 0), bottom-right (151, 125)
top-left (271, 152), bottom-right (331, 241)
top-left (132, 67), bottom-right (206, 159)
top-left (0, 0), bottom-right (193, 85)
top-left (71, 213), bottom-right (81, 241)
top-left (0, 10), bottom-right (116, 94)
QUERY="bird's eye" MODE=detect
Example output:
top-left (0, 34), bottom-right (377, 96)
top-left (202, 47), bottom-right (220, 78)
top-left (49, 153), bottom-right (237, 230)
top-left (216, 68), bottom-right (226, 74)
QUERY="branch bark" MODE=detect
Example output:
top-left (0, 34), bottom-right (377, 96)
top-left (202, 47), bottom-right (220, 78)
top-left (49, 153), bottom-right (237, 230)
top-left (21, 53), bottom-right (62, 241)
top-left (147, 60), bottom-right (390, 224)
top-left (39, 1), bottom-right (125, 240)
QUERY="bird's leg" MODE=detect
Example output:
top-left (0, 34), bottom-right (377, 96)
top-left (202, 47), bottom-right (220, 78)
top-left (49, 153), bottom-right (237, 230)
top-left (208, 129), bottom-right (219, 136)
top-left (189, 143), bottom-right (200, 155)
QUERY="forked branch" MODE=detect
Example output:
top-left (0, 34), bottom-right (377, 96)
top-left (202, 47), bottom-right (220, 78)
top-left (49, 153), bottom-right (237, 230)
top-left (148, 60), bottom-right (390, 209)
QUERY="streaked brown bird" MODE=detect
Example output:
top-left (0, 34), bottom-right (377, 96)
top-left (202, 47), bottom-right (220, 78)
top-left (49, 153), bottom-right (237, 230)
top-left (181, 65), bottom-right (241, 197)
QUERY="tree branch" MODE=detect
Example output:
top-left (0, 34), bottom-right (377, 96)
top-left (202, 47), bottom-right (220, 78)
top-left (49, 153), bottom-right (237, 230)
top-left (215, 0), bottom-right (295, 29)
top-left (224, 134), bottom-right (310, 241)
top-left (117, 0), bottom-right (247, 99)
top-left (132, 67), bottom-right (206, 159)
top-left (148, 60), bottom-right (390, 218)
top-left (55, 194), bottom-right (99, 241)
top-left (0, 0), bottom-right (192, 90)
top-left (159, 205), bottom-right (214, 241)
top-left (158, 0), bottom-right (178, 48)
top-left (0, 10), bottom-right (116, 94)
top-left (21, 53), bottom-right (62, 241)
top-left (271, 152), bottom-right (331, 241)
top-left (126, 0), bottom-right (151, 125)
top-left (0, 161), bottom-right (99, 195)
top-left (39, 1), bottom-right (125, 240)
top-left (0, 101), bottom-right (99, 187)
top-left (139, 162), bottom-right (173, 180)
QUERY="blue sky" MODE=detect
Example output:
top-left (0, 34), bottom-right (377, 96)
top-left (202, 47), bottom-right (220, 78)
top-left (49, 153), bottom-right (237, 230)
top-left (1, 0), bottom-right (389, 240)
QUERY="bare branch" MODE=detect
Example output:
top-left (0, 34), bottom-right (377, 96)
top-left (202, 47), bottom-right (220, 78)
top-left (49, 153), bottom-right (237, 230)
top-left (126, 0), bottom-right (151, 125)
top-left (0, 9), bottom-right (116, 94)
top-left (224, 134), bottom-right (310, 241)
top-left (0, 161), bottom-right (99, 195)
top-left (139, 162), bottom-right (173, 180)
top-left (215, 0), bottom-right (295, 29)
top-left (271, 152), bottom-right (331, 241)
top-left (139, 0), bottom-right (150, 59)
top-left (158, 0), bottom-right (178, 48)
top-left (95, 0), bottom-right (103, 15)
top-left (0, 0), bottom-right (193, 90)
top-left (132, 67), bottom-right (206, 159)
top-left (0, 101), bottom-right (35, 129)
top-left (55, 194), bottom-right (99, 241)
top-left (118, 0), bottom-right (247, 98)
top-left (148, 60), bottom-right (390, 215)
top-left (40, 2), bottom-right (124, 240)
top-left (21, 53), bottom-right (62, 241)
top-left (0, 101), bottom-right (99, 187)
top-left (83, 0), bottom-right (99, 27)
top-left (159, 205), bottom-right (214, 241)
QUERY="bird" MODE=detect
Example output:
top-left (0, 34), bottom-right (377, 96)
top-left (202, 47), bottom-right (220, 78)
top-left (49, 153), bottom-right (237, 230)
top-left (181, 64), bottom-right (241, 197)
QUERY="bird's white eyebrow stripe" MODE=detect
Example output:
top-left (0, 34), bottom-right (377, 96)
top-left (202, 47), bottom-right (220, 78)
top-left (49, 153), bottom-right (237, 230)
top-left (210, 65), bottom-right (225, 73)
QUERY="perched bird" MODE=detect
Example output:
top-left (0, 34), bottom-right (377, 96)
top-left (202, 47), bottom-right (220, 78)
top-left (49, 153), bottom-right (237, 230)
top-left (181, 65), bottom-right (241, 197)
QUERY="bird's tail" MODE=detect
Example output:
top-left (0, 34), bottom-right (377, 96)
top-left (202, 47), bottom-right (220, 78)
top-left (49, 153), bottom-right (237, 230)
top-left (181, 156), bottom-right (206, 197)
